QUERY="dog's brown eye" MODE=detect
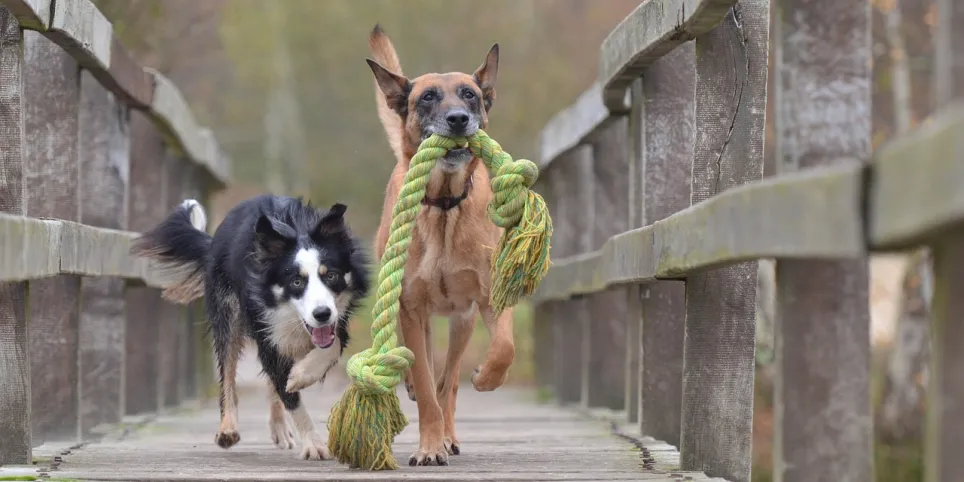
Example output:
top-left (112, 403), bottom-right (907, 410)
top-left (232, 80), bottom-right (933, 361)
top-left (325, 272), bottom-right (340, 283)
top-left (290, 278), bottom-right (303, 288)
top-left (421, 91), bottom-right (436, 102)
top-left (462, 91), bottom-right (475, 100)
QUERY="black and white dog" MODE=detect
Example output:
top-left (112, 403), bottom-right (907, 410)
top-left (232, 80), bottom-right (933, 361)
top-left (132, 194), bottom-right (370, 460)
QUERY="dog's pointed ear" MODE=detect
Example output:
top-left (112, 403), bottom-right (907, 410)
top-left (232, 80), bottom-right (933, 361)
top-left (254, 215), bottom-right (294, 260)
top-left (367, 59), bottom-right (411, 117)
top-left (313, 203), bottom-right (348, 238)
top-left (473, 43), bottom-right (499, 112)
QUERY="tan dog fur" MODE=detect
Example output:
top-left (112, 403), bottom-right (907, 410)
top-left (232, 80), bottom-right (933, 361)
top-left (367, 26), bottom-right (515, 466)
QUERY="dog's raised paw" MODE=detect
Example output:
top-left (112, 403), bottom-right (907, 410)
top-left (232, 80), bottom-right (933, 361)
top-left (471, 365), bottom-right (508, 392)
top-left (285, 367), bottom-right (315, 393)
top-left (409, 446), bottom-right (449, 466)
top-left (215, 429), bottom-right (240, 449)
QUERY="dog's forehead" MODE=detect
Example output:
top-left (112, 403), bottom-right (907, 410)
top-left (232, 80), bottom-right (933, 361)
top-left (411, 72), bottom-right (478, 94)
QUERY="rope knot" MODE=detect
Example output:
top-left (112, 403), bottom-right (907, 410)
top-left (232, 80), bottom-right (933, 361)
top-left (346, 346), bottom-right (415, 396)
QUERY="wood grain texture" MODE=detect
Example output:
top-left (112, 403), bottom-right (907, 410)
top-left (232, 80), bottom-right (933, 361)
top-left (599, 0), bottom-right (736, 111)
top-left (771, 1), bottom-right (873, 481)
top-left (2, 0), bottom-right (50, 30)
top-left (48, 0), bottom-right (112, 70)
top-left (679, 3), bottom-right (769, 481)
top-left (639, 43), bottom-right (696, 449)
top-left (538, 82), bottom-right (616, 168)
top-left (869, 104), bottom-right (964, 249)
top-left (547, 146), bottom-right (593, 405)
top-left (77, 70), bottom-right (129, 436)
top-left (125, 109), bottom-right (168, 415)
top-left (148, 70), bottom-right (229, 184)
top-left (925, 1), bottom-right (964, 480)
top-left (23, 29), bottom-right (82, 444)
top-left (0, 6), bottom-right (31, 464)
top-left (624, 81), bottom-right (644, 425)
top-left (530, 163), bottom-right (864, 303)
top-left (584, 117), bottom-right (629, 410)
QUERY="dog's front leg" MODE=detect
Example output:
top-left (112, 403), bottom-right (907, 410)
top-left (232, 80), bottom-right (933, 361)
top-left (285, 346), bottom-right (340, 393)
top-left (401, 302), bottom-right (448, 466)
top-left (436, 308), bottom-right (477, 455)
top-left (472, 303), bottom-right (515, 392)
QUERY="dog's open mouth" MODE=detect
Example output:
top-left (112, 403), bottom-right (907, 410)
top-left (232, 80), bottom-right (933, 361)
top-left (304, 322), bottom-right (335, 349)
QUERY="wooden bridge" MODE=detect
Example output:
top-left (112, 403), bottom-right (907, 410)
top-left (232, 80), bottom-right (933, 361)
top-left (0, 0), bottom-right (961, 481)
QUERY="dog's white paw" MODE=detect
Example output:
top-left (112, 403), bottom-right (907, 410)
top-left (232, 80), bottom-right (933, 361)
top-left (298, 432), bottom-right (331, 460)
top-left (269, 417), bottom-right (295, 450)
top-left (286, 365), bottom-right (316, 393)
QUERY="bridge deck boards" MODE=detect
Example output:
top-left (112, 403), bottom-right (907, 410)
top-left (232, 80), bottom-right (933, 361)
top-left (17, 348), bottom-right (717, 481)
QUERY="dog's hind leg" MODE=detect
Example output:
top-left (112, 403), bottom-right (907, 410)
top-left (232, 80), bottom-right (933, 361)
top-left (210, 292), bottom-right (244, 449)
top-left (472, 303), bottom-right (515, 392)
top-left (257, 340), bottom-right (330, 461)
top-left (266, 378), bottom-right (294, 449)
top-left (436, 305), bottom-right (477, 455)
top-left (402, 302), bottom-right (448, 466)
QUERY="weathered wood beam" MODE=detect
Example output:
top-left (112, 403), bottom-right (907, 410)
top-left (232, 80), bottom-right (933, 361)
top-left (870, 103), bottom-right (964, 250)
top-left (538, 83), bottom-right (613, 169)
top-left (0, 0), bottom-right (231, 186)
top-left (531, 163), bottom-right (865, 303)
top-left (598, 0), bottom-right (736, 112)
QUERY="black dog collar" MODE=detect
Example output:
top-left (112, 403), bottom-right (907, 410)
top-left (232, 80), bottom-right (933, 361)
top-left (422, 176), bottom-right (473, 211)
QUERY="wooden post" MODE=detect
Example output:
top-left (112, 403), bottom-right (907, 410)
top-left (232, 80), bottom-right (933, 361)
top-left (639, 43), bottom-right (696, 448)
top-left (925, 0), bottom-right (964, 480)
top-left (532, 177), bottom-right (554, 394)
top-left (679, 3), bottom-right (769, 481)
top-left (582, 118), bottom-right (629, 410)
top-left (22, 30), bottom-right (82, 444)
top-left (158, 154), bottom-right (184, 409)
top-left (125, 110), bottom-right (167, 415)
top-left (0, 6), bottom-right (31, 464)
top-left (77, 70), bottom-right (131, 436)
top-left (177, 165), bottom-right (203, 401)
top-left (624, 79), bottom-right (643, 424)
top-left (771, 1), bottom-right (873, 481)
top-left (548, 146), bottom-right (593, 405)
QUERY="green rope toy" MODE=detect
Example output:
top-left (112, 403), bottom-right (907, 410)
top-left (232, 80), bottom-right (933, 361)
top-left (326, 130), bottom-right (553, 470)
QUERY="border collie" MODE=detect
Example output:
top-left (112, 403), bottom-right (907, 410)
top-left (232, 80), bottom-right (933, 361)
top-left (131, 194), bottom-right (370, 460)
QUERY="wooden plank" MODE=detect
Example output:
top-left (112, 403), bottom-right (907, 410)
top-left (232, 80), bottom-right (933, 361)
top-left (598, 0), bottom-right (736, 111)
top-left (623, 79), bottom-right (643, 425)
top-left (548, 146), bottom-right (593, 405)
top-left (22, 29), bottom-right (82, 444)
top-left (924, 1), bottom-right (964, 480)
top-left (538, 83), bottom-right (614, 169)
top-left (869, 104), bottom-right (964, 249)
top-left (125, 110), bottom-right (167, 415)
top-left (148, 70), bottom-right (229, 184)
top-left (771, 1), bottom-right (873, 481)
top-left (529, 163), bottom-right (865, 303)
top-left (47, 0), bottom-right (112, 70)
top-left (583, 117), bottom-right (629, 410)
top-left (678, 3), bottom-right (769, 480)
top-left (1, 0), bottom-right (50, 30)
top-left (639, 42), bottom-right (696, 449)
top-left (0, 5), bottom-right (31, 465)
top-left (77, 69), bottom-right (130, 436)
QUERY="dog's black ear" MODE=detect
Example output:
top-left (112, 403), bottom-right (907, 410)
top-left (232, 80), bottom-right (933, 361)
top-left (473, 43), bottom-right (499, 112)
top-left (254, 215), bottom-right (295, 260)
top-left (367, 59), bottom-right (411, 117)
top-left (313, 203), bottom-right (348, 238)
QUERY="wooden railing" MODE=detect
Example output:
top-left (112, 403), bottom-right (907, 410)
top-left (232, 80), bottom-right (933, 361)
top-left (0, 0), bottom-right (229, 465)
top-left (530, 0), bottom-right (963, 481)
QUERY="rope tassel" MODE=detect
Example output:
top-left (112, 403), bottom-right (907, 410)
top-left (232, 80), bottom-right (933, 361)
top-left (327, 131), bottom-right (552, 470)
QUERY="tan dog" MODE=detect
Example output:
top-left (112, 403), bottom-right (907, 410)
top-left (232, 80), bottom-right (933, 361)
top-left (366, 25), bottom-right (515, 466)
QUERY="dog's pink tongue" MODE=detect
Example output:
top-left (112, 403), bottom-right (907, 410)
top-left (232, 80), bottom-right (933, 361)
top-left (311, 325), bottom-right (334, 347)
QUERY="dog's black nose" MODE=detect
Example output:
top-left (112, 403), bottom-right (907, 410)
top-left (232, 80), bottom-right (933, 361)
top-left (312, 307), bottom-right (332, 323)
top-left (446, 110), bottom-right (470, 131)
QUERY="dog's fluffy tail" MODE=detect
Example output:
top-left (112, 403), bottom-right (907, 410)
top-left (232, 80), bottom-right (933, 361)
top-left (131, 199), bottom-right (212, 304)
top-left (369, 24), bottom-right (405, 161)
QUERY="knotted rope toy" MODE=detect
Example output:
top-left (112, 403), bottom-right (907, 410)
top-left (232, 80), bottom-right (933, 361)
top-left (326, 130), bottom-right (553, 470)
